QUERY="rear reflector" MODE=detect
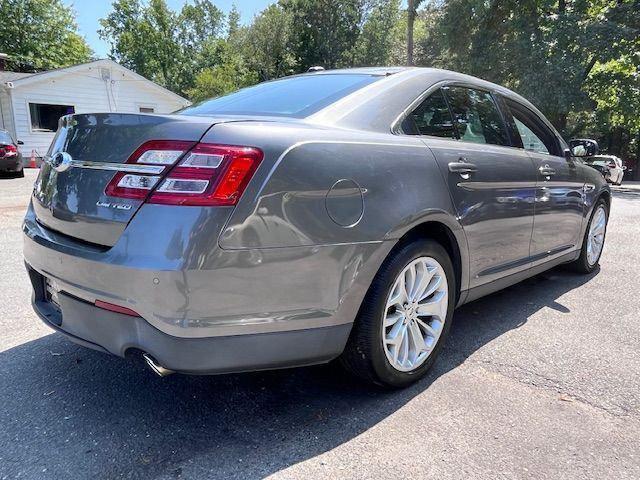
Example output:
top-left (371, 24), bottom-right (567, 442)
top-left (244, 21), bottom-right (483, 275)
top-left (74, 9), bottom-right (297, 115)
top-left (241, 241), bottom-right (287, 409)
top-left (95, 299), bottom-right (141, 317)
top-left (148, 144), bottom-right (263, 206)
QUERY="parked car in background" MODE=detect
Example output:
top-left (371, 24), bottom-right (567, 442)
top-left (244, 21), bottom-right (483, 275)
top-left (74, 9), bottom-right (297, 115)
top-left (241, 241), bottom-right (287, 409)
top-left (0, 129), bottom-right (23, 177)
top-left (23, 68), bottom-right (610, 388)
top-left (584, 155), bottom-right (625, 185)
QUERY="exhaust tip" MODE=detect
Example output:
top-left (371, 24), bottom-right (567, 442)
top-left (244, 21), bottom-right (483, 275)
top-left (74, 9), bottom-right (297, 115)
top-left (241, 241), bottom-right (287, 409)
top-left (142, 353), bottom-right (174, 377)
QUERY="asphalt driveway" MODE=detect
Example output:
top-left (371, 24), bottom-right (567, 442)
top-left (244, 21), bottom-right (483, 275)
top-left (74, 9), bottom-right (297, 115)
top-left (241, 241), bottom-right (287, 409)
top-left (1, 170), bottom-right (638, 479)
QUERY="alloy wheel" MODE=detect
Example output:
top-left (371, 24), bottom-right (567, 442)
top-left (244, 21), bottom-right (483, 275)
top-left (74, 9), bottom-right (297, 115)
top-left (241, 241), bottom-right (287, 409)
top-left (586, 205), bottom-right (606, 266)
top-left (382, 256), bottom-right (448, 372)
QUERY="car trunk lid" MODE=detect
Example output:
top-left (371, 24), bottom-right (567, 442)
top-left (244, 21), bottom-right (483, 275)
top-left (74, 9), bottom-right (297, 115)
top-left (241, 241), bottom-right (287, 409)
top-left (32, 113), bottom-right (218, 247)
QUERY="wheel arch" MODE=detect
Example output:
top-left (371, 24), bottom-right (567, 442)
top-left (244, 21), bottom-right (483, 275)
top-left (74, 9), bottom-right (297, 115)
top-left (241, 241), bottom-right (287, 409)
top-left (598, 189), bottom-right (611, 212)
top-left (389, 220), bottom-right (467, 305)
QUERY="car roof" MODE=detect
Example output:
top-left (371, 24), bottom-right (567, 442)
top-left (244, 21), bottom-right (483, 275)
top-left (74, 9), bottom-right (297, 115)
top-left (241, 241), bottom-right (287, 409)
top-left (307, 67), bottom-right (558, 136)
top-left (303, 66), bottom-right (415, 76)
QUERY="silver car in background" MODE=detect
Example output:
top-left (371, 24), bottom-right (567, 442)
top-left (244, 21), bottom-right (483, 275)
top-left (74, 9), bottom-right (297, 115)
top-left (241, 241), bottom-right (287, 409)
top-left (585, 154), bottom-right (625, 185)
top-left (23, 68), bottom-right (610, 387)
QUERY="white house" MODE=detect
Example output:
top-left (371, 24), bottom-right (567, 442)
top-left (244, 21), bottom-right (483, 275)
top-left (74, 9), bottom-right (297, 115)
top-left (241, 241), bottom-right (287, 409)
top-left (0, 59), bottom-right (190, 159)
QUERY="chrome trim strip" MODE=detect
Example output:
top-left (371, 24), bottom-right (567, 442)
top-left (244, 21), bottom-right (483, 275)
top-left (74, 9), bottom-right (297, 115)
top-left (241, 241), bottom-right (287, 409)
top-left (69, 160), bottom-right (165, 175)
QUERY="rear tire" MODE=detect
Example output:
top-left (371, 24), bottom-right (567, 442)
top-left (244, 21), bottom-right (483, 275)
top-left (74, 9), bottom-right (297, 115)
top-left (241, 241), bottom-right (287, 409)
top-left (340, 239), bottom-right (455, 388)
top-left (568, 199), bottom-right (608, 274)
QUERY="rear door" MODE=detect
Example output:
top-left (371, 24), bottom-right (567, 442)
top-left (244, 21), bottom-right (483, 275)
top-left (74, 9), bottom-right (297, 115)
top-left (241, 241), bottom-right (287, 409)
top-left (402, 86), bottom-right (537, 288)
top-left (502, 98), bottom-right (584, 262)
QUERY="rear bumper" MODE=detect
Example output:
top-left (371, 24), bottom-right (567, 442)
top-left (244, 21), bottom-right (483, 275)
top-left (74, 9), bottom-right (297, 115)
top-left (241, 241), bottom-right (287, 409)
top-left (27, 265), bottom-right (350, 373)
top-left (0, 157), bottom-right (22, 171)
top-left (23, 200), bottom-right (393, 372)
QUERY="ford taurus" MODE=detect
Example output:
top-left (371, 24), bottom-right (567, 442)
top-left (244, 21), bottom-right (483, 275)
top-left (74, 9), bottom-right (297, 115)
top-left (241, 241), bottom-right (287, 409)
top-left (23, 68), bottom-right (610, 387)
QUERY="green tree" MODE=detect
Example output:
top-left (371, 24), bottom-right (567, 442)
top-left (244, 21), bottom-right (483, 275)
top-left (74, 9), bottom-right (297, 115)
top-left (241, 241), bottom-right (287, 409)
top-left (282, 0), bottom-right (366, 70)
top-left (0, 0), bottom-right (92, 71)
top-left (239, 4), bottom-right (297, 80)
top-left (227, 3), bottom-right (241, 38)
top-left (417, 0), bottom-right (640, 132)
top-left (186, 41), bottom-right (258, 101)
top-left (353, 0), bottom-right (402, 66)
top-left (99, 0), bottom-right (224, 95)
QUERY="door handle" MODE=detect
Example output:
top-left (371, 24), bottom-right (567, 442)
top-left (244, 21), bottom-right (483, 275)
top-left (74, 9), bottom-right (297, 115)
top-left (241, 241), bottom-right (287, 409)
top-left (539, 164), bottom-right (556, 177)
top-left (448, 161), bottom-right (478, 177)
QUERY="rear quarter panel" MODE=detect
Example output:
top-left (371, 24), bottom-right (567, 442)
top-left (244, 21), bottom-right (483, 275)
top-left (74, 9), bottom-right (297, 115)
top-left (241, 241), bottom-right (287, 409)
top-left (201, 121), bottom-right (463, 250)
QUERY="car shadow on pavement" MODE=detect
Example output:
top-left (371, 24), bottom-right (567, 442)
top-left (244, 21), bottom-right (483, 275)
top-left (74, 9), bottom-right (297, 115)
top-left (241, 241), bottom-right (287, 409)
top-left (0, 267), bottom-right (597, 479)
top-left (612, 187), bottom-right (640, 201)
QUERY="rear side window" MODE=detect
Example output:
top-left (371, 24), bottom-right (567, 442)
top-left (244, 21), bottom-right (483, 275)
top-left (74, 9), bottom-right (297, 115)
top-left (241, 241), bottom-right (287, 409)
top-left (505, 99), bottom-right (561, 156)
top-left (401, 89), bottom-right (456, 138)
top-left (178, 74), bottom-right (380, 118)
top-left (514, 118), bottom-right (549, 154)
top-left (444, 87), bottom-right (510, 146)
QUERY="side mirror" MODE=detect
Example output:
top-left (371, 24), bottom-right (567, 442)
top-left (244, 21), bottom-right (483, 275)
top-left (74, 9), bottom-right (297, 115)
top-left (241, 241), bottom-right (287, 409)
top-left (569, 138), bottom-right (599, 157)
top-left (17, 140), bottom-right (24, 145)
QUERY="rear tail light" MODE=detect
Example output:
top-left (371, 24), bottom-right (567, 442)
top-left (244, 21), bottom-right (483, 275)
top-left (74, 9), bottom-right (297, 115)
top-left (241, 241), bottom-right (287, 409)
top-left (147, 144), bottom-right (263, 206)
top-left (1, 144), bottom-right (17, 157)
top-left (129, 140), bottom-right (196, 165)
top-left (104, 140), bottom-right (195, 200)
top-left (104, 141), bottom-right (263, 206)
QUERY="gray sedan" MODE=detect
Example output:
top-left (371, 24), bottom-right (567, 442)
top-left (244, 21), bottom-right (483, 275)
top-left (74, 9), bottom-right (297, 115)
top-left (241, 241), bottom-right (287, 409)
top-left (23, 68), bottom-right (609, 387)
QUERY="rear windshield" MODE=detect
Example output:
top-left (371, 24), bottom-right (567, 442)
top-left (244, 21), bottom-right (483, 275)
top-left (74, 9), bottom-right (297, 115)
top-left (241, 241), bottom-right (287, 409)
top-left (0, 131), bottom-right (13, 144)
top-left (588, 156), bottom-right (616, 165)
top-left (178, 74), bottom-right (380, 118)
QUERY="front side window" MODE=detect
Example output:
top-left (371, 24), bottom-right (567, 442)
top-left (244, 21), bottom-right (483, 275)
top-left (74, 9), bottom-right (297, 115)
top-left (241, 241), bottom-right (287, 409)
top-left (444, 87), bottom-right (509, 146)
top-left (29, 103), bottom-right (75, 132)
top-left (506, 100), bottom-right (560, 156)
top-left (401, 89), bottom-right (456, 138)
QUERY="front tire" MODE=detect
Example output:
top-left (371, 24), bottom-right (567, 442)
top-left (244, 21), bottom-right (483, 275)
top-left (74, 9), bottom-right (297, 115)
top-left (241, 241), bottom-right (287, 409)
top-left (340, 239), bottom-right (455, 388)
top-left (569, 199), bottom-right (608, 274)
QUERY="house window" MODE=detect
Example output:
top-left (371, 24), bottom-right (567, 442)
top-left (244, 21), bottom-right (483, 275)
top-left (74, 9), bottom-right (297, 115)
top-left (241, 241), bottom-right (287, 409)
top-left (29, 103), bottom-right (75, 132)
top-left (139, 107), bottom-right (155, 113)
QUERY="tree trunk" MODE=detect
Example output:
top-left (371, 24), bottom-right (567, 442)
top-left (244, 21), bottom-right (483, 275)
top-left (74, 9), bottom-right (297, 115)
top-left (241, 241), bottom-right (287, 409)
top-left (407, 0), bottom-right (415, 66)
top-left (636, 131), bottom-right (640, 180)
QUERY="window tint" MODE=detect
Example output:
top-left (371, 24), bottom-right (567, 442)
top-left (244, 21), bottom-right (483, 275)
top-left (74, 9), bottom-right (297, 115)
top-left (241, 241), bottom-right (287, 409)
top-left (506, 100), bottom-right (560, 156)
top-left (401, 89), bottom-right (455, 138)
top-left (445, 87), bottom-right (509, 145)
top-left (514, 118), bottom-right (548, 154)
top-left (444, 87), bottom-right (509, 146)
top-left (178, 74), bottom-right (380, 118)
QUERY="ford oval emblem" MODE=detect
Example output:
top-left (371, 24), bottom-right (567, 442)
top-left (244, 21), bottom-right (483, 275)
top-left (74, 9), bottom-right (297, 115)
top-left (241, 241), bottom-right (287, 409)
top-left (48, 151), bottom-right (73, 173)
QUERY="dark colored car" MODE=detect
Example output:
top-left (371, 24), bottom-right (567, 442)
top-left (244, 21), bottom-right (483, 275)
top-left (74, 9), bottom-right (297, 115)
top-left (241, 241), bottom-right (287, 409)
top-left (0, 129), bottom-right (23, 177)
top-left (23, 68), bottom-right (610, 387)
